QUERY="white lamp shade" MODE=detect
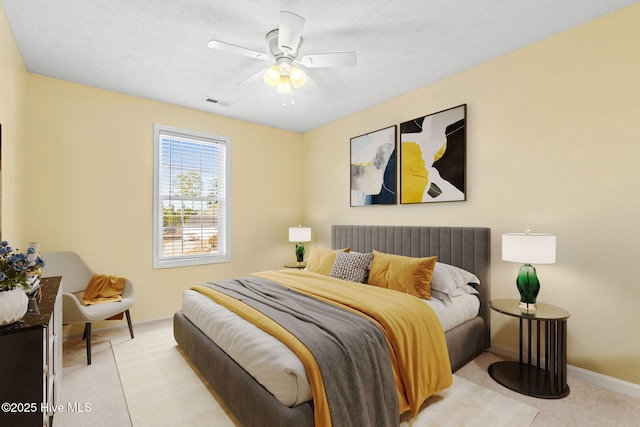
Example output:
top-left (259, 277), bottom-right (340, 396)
top-left (289, 226), bottom-right (311, 243)
top-left (502, 232), bottom-right (556, 264)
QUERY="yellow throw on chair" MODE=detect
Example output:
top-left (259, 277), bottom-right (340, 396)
top-left (83, 274), bottom-right (126, 305)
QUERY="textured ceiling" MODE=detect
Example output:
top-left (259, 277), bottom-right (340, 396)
top-left (3, 0), bottom-right (636, 133)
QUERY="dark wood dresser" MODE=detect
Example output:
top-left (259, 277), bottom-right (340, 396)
top-left (0, 276), bottom-right (62, 426)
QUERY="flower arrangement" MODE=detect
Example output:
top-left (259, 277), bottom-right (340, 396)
top-left (0, 241), bottom-right (45, 292)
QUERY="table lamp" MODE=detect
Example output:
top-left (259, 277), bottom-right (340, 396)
top-left (502, 230), bottom-right (556, 310)
top-left (288, 225), bottom-right (311, 263)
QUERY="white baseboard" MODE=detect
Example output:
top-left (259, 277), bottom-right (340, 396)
top-left (566, 364), bottom-right (640, 399)
top-left (490, 345), bottom-right (640, 399)
top-left (62, 315), bottom-right (173, 338)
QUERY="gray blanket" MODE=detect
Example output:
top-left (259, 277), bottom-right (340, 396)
top-left (203, 276), bottom-right (399, 427)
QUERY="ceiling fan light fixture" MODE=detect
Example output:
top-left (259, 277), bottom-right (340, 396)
top-left (264, 62), bottom-right (306, 94)
top-left (276, 74), bottom-right (292, 94)
top-left (263, 65), bottom-right (281, 87)
top-left (289, 66), bottom-right (306, 88)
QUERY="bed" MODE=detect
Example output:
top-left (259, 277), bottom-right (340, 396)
top-left (174, 225), bottom-right (491, 426)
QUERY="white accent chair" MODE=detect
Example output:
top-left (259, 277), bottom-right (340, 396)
top-left (42, 251), bottom-right (135, 365)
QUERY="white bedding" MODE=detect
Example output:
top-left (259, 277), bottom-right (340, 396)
top-left (425, 289), bottom-right (480, 332)
top-left (181, 282), bottom-right (479, 407)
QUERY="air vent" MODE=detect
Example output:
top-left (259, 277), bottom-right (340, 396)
top-left (203, 97), bottom-right (232, 107)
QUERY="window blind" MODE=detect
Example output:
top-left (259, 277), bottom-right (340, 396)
top-left (153, 124), bottom-right (230, 268)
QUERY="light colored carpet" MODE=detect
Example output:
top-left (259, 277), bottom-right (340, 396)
top-left (59, 319), bottom-right (640, 426)
top-left (56, 332), bottom-right (131, 427)
top-left (399, 375), bottom-right (537, 426)
top-left (111, 325), bottom-right (538, 427)
top-left (111, 326), bottom-right (240, 427)
top-left (456, 352), bottom-right (640, 427)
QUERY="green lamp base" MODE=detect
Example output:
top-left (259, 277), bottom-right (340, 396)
top-left (295, 242), bottom-right (305, 263)
top-left (516, 264), bottom-right (540, 311)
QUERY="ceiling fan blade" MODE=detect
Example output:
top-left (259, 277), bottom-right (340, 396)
top-left (208, 39), bottom-right (269, 60)
top-left (278, 11), bottom-right (305, 54)
top-left (299, 51), bottom-right (357, 68)
top-left (236, 66), bottom-right (269, 86)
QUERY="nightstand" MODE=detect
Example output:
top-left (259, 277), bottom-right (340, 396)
top-left (488, 298), bottom-right (570, 398)
top-left (283, 261), bottom-right (307, 269)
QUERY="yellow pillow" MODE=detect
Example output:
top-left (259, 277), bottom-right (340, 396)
top-left (306, 246), bottom-right (350, 276)
top-left (367, 250), bottom-right (437, 299)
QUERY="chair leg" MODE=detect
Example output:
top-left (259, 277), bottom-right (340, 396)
top-left (84, 323), bottom-right (92, 365)
top-left (125, 309), bottom-right (134, 339)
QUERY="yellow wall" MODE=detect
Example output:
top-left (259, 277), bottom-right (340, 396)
top-left (303, 4), bottom-right (640, 384)
top-left (0, 3), bottom-right (27, 240)
top-left (18, 73), bottom-right (304, 334)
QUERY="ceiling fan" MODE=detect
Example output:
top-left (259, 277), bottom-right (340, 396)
top-left (207, 11), bottom-right (357, 104)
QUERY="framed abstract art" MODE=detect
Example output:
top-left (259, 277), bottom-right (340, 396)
top-left (400, 104), bottom-right (466, 204)
top-left (350, 125), bottom-right (397, 206)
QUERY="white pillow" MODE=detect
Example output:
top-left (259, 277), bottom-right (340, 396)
top-left (453, 283), bottom-right (479, 297)
top-left (430, 289), bottom-right (452, 302)
top-left (430, 262), bottom-right (480, 302)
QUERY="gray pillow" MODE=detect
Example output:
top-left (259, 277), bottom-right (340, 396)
top-left (330, 251), bottom-right (374, 283)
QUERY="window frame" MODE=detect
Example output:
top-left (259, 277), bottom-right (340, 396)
top-left (152, 124), bottom-right (231, 269)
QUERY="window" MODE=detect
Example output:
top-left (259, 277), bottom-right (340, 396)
top-left (153, 124), bottom-right (230, 268)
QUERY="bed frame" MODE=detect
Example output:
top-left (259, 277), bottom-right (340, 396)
top-left (174, 225), bottom-right (491, 427)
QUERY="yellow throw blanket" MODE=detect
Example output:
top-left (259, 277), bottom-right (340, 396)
top-left (193, 269), bottom-right (452, 425)
top-left (254, 270), bottom-right (453, 415)
top-left (83, 274), bottom-right (126, 306)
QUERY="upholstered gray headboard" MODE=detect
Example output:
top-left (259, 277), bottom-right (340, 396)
top-left (331, 225), bottom-right (491, 349)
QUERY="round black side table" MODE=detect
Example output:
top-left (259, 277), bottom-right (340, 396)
top-left (488, 298), bottom-right (570, 398)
